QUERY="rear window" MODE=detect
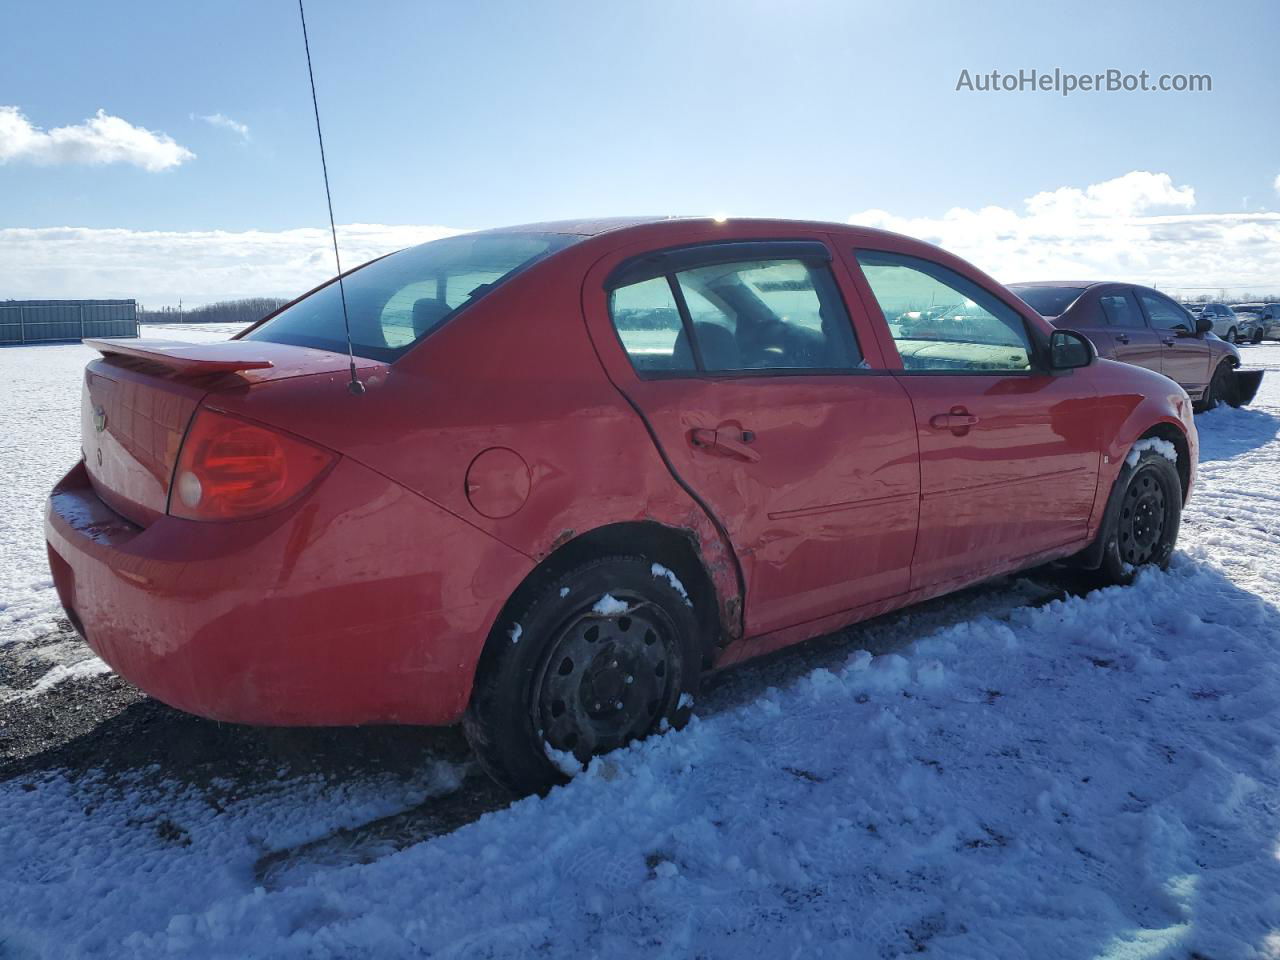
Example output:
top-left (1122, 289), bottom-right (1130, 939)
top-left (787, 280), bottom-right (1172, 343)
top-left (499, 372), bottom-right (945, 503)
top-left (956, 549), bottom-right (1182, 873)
top-left (243, 232), bottom-right (582, 361)
top-left (1007, 285), bottom-right (1086, 317)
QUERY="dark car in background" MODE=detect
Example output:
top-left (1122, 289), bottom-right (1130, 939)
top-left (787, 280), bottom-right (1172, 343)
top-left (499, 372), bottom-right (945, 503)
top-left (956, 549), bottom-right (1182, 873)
top-left (1009, 282), bottom-right (1263, 410)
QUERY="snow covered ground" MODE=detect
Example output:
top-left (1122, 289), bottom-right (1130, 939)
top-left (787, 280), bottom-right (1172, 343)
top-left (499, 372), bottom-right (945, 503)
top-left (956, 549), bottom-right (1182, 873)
top-left (2, 333), bottom-right (1280, 958)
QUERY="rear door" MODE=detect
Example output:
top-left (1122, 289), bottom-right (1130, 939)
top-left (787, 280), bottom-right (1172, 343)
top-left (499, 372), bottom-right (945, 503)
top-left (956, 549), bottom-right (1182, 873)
top-left (1092, 288), bottom-right (1164, 373)
top-left (586, 240), bottom-right (920, 638)
top-left (848, 249), bottom-right (1101, 593)
top-left (1137, 289), bottom-right (1211, 396)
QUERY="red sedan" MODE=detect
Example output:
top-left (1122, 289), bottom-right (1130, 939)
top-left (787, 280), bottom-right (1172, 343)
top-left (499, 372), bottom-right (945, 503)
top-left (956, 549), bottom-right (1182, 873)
top-left (46, 217), bottom-right (1197, 793)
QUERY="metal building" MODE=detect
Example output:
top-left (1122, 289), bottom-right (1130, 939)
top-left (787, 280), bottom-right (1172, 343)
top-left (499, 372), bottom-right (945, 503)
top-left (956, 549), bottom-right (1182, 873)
top-left (0, 299), bottom-right (139, 346)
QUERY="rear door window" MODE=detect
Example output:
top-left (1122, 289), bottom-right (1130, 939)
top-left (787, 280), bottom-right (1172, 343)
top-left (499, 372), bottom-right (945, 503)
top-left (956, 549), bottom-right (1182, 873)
top-left (1098, 291), bottom-right (1146, 327)
top-left (606, 247), bottom-right (862, 376)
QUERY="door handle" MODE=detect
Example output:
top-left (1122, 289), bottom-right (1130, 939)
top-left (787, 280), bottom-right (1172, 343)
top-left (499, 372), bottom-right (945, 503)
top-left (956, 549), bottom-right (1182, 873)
top-left (690, 427), bottom-right (760, 462)
top-left (929, 407), bottom-right (980, 434)
top-left (1115, 333), bottom-right (1130, 344)
top-left (1161, 336), bottom-right (1176, 346)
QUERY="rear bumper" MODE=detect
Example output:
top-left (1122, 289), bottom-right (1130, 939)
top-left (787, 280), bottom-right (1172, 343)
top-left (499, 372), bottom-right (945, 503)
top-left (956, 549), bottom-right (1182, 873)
top-left (1232, 369), bottom-right (1264, 407)
top-left (45, 459), bottom-right (530, 727)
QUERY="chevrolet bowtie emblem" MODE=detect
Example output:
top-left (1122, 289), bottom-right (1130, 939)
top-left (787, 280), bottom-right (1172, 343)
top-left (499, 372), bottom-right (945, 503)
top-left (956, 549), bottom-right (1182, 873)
top-left (92, 405), bottom-right (108, 433)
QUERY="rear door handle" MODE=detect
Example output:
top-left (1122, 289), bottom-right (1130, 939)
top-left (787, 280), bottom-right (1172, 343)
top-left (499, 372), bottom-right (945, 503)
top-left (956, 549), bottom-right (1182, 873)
top-left (690, 427), bottom-right (760, 462)
top-left (1115, 333), bottom-right (1130, 344)
top-left (929, 407), bottom-right (980, 434)
top-left (1162, 336), bottom-right (1176, 346)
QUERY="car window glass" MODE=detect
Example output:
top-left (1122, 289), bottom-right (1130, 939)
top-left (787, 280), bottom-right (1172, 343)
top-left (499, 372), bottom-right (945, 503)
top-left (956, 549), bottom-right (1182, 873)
top-left (1139, 292), bottom-right (1192, 331)
top-left (671, 258), bottom-right (862, 373)
top-left (855, 251), bottom-right (1033, 372)
top-left (607, 277), bottom-right (696, 374)
top-left (378, 280), bottom-right (440, 347)
top-left (1098, 292), bottom-right (1145, 328)
top-left (245, 232), bottom-right (582, 362)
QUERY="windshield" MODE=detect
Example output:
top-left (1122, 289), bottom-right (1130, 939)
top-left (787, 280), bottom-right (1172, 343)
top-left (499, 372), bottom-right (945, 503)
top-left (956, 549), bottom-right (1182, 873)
top-left (1007, 284), bottom-right (1086, 317)
top-left (243, 231), bottom-right (583, 361)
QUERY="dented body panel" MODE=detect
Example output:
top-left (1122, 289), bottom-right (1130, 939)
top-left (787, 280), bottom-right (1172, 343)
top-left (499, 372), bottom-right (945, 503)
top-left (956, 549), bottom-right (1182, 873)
top-left (46, 217), bottom-right (1197, 728)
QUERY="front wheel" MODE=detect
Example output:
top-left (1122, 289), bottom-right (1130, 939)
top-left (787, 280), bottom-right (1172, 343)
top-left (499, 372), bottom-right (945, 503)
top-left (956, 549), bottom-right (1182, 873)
top-left (1092, 447), bottom-right (1182, 587)
top-left (1199, 360), bottom-right (1236, 411)
top-left (1252, 328), bottom-right (1264, 344)
top-left (464, 555), bottom-right (701, 795)
top-left (1225, 327), bottom-right (1238, 344)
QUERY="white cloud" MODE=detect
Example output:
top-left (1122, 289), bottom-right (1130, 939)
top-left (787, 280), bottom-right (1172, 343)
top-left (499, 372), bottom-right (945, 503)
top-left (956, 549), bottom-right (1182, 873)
top-left (851, 171), bottom-right (1280, 295)
top-left (0, 224), bottom-right (461, 306)
top-left (195, 113), bottom-right (250, 141)
top-left (0, 106), bottom-right (194, 172)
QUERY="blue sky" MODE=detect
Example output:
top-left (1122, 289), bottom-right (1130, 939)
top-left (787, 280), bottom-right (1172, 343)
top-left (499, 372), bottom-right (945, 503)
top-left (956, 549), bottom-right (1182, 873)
top-left (1, 0), bottom-right (1278, 304)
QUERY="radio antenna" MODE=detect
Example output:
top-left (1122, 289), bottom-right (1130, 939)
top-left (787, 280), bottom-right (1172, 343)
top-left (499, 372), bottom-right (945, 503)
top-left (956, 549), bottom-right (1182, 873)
top-left (298, 0), bottom-right (364, 395)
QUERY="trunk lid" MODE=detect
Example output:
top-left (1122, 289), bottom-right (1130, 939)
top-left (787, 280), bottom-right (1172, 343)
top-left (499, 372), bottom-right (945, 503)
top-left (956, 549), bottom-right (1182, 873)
top-left (81, 338), bottom-right (379, 525)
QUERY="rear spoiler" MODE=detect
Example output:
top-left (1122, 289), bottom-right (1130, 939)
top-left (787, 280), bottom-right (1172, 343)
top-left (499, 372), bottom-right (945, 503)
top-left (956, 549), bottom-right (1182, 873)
top-left (83, 339), bottom-right (274, 375)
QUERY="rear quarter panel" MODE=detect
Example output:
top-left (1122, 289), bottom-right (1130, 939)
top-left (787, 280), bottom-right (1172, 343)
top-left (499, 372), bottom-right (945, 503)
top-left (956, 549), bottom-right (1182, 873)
top-left (206, 236), bottom-right (744, 639)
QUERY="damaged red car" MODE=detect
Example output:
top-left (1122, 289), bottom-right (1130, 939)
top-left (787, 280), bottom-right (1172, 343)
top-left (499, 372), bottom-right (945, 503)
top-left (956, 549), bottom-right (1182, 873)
top-left (46, 217), bottom-right (1198, 793)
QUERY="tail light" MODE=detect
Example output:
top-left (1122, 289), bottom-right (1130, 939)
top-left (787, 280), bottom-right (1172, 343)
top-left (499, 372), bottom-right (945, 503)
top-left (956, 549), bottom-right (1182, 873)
top-left (169, 409), bottom-right (336, 521)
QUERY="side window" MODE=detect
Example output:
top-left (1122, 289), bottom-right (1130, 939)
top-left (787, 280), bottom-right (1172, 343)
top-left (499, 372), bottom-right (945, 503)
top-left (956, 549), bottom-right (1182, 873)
top-left (855, 250), bottom-right (1034, 372)
top-left (1139, 292), bottom-right (1192, 332)
top-left (608, 277), bottom-right (695, 374)
top-left (672, 259), bottom-right (861, 372)
top-left (1098, 292), bottom-right (1145, 328)
top-left (606, 256), bottom-right (862, 376)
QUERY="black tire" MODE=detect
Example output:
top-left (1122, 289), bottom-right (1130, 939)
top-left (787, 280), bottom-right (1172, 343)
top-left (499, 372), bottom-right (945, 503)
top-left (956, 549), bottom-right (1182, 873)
top-left (1199, 360), bottom-right (1236, 412)
top-left (1092, 447), bottom-right (1182, 587)
top-left (463, 555), bottom-right (701, 795)
top-left (1252, 328), bottom-right (1264, 345)
top-left (1225, 327), bottom-right (1238, 344)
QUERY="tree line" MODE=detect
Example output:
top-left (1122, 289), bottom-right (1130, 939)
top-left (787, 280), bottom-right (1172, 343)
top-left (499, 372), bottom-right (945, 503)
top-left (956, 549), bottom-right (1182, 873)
top-left (138, 298), bottom-right (288, 327)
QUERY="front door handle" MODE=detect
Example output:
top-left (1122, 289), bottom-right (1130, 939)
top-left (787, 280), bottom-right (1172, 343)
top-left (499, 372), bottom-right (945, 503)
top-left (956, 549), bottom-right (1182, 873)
top-left (690, 427), bottom-right (760, 462)
top-left (929, 407), bottom-right (980, 435)
top-left (1161, 336), bottom-right (1177, 346)
top-left (1115, 333), bottom-right (1130, 344)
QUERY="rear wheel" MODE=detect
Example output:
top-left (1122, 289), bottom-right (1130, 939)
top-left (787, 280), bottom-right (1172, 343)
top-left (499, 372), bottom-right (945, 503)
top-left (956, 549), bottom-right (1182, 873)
top-left (464, 555), bottom-right (701, 795)
top-left (1252, 327), bottom-right (1264, 344)
top-left (1092, 447), bottom-right (1182, 587)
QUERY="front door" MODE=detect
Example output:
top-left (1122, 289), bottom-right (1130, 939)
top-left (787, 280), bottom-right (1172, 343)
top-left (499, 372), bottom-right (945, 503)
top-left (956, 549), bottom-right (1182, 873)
top-left (850, 249), bottom-right (1101, 592)
top-left (1137, 290), bottom-right (1211, 397)
top-left (589, 241), bottom-right (920, 638)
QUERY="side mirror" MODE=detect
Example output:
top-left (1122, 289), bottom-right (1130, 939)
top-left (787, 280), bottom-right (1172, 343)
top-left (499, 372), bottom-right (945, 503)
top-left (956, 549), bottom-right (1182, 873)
top-left (1195, 315), bottom-right (1213, 335)
top-left (1049, 329), bottom-right (1093, 370)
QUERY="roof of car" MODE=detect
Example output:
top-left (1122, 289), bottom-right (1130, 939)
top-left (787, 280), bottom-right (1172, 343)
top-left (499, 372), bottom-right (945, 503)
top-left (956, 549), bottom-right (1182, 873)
top-left (1007, 280), bottom-right (1102, 289)
top-left (475, 216), bottom-right (695, 237)
top-left (476, 215), bottom-right (892, 238)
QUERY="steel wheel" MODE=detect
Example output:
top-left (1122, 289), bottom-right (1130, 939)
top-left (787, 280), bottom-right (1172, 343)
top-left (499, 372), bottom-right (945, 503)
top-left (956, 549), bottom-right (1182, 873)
top-left (464, 555), bottom-right (701, 795)
top-left (534, 596), bottom-right (680, 763)
top-left (1117, 467), bottom-right (1169, 567)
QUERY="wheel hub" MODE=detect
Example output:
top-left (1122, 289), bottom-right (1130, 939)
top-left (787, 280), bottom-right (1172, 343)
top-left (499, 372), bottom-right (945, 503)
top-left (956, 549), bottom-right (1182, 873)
top-left (1118, 468), bottom-right (1168, 565)
top-left (536, 601), bottom-right (677, 761)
